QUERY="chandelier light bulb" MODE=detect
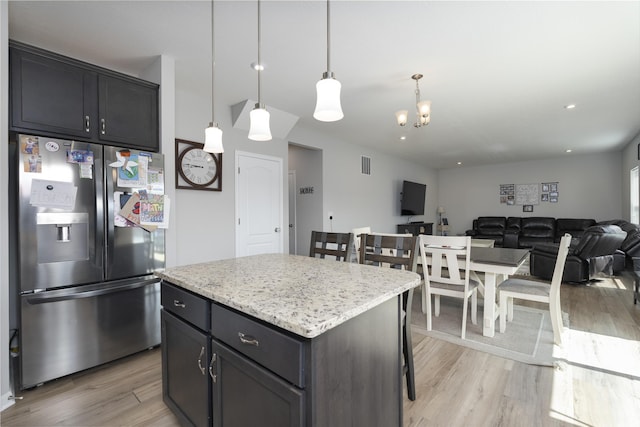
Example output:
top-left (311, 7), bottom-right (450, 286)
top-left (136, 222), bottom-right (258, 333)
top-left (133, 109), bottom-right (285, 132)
top-left (204, 122), bottom-right (224, 153)
top-left (395, 110), bottom-right (408, 126)
top-left (417, 100), bottom-right (431, 118)
top-left (248, 105), bottom-right (272, 141)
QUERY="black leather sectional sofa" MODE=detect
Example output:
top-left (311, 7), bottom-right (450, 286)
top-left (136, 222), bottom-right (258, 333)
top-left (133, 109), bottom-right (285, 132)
top-left (467, 216), bottom-right (640, 283)
top-left (466, 216), bottom-right (596, 248)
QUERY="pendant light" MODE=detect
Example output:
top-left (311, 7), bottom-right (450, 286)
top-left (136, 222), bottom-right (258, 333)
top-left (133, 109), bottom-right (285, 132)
top-left (313, 0), bottom-right (343, 122)
top-left (203, 0), bottom-right (224, 153)
top-left (248, 0), bottom-right (272, 141)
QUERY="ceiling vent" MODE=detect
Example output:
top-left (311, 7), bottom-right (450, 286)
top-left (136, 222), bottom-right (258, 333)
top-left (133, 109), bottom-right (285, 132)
top-left (361, 155), bottom-right (371, 176)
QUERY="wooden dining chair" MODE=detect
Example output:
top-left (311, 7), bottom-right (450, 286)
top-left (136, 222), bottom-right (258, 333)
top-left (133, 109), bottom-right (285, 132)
top-left (418, 235), bottom-right (479, 339)
top-left (359, 233), bottom-right (418, 401)
top-left (499, 233), bottom-right (572, 345)
top-left (309, 231), bottom-right (354, 261)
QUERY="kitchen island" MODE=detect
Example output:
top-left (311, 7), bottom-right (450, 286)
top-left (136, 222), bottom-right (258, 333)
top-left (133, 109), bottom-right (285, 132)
top-left (156, 253), bottom-right (421, 427)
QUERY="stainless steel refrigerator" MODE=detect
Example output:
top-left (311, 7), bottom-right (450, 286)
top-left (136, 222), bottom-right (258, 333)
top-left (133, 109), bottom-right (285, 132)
top-left (9, 133), bottom-right (165, 390)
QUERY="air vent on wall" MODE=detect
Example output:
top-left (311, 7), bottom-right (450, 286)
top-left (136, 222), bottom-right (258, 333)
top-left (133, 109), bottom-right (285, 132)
top-left (361, 155), bottom-right (371, 175)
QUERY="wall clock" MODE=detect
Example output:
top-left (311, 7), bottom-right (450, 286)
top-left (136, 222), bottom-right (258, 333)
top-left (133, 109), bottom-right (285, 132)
top-left (175, 138), bottom-right (222, 191)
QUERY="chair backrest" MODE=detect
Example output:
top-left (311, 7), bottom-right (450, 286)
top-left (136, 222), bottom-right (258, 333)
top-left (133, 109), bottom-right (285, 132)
top-left (351, 226), bottom-right (372, 262)
top-left (550, 233), bottom-right (572, 296)
top-left (418, 235), bottom-right (471, 286)
top-left (309, 231), bottom-right (354, 261)
top-left (359, 233), bottom-right (417, 272)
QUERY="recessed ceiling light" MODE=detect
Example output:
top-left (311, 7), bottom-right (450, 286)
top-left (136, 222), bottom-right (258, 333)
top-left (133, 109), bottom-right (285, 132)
top-left (400, 136), bottom-right (406, 141)
top-left (457, 161), bottom-right (462, 165)
top-left (564, 104), bottom-right (576, 109)
top-left (566, 149), bottom-right (572, 153)
top-left (250, 62), bottom-right (264, 71)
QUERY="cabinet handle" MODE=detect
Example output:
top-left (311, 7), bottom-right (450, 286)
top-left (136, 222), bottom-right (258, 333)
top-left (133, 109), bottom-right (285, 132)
top-left (238, 332), bottom-right (260, 347)
top-left (209, 353), bottom-right (217, 383)
top-left (197, 346), bottom-right (206, 375)
top-left (173, 300), bottom-right (185, 308)
top-left (85, 116), bottom-right (90, 132)
top-left (100, 118), bottom-right (106, 135)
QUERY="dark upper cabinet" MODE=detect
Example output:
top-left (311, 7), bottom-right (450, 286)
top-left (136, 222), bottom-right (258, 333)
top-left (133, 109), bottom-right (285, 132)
top-left (98, 75), bottom-right (158, 150)
top-left (9, 41), bottom-right (159, 152)
top-left (10, 47), bottom-right (97, 139)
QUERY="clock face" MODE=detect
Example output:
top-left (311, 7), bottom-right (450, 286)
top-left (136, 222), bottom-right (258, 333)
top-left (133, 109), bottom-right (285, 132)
top-left (179, 147), bottom-right (217, 187)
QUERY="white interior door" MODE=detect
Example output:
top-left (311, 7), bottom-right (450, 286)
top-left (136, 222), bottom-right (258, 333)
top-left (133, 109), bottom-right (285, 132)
top-left (235, 151), bottom-right (283, 257)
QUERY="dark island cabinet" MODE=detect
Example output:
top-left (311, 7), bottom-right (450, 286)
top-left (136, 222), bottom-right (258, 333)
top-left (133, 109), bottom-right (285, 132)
top-left (211, 339), bottom-right (304, 427)
top-left (161, 280), bottom-right (401, 427)
top-left (161, 310), bottom-right (211, 427)
top-left (161, 282), bottom-right (212, 427)
top-left (9, 41), bottom-right (159, 152)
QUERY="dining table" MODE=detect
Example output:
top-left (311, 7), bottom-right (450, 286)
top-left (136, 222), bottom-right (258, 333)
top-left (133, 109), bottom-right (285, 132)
top-left (469, 247), bottom-right (530, 337)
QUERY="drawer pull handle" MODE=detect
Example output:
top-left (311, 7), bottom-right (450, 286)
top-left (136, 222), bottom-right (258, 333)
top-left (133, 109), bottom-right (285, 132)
top-left (209, 353), bottom-right (217, 383)
top-left (238, 332), bottom-right (260, 347)
top-left (173, 300), bottom-right (186, 308)
top-left (197, 346), bottom-right (206, 375)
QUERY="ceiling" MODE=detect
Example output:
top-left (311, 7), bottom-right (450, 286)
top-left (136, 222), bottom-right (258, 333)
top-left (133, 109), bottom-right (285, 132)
top-left (8, 1), bottom-right (640, 169)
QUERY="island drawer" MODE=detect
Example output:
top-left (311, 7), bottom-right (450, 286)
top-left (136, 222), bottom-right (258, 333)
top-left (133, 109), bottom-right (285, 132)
top-left (211, 303), bottom-right (304, 388)
top-left (161, 281), bottom-right (210, 332)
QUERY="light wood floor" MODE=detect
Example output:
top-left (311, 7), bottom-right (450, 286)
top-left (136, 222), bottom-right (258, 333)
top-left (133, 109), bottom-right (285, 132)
top-left (2, 274), bottom-right (639, 427)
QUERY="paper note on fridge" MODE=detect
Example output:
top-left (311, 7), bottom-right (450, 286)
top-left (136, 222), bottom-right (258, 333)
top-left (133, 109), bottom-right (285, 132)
top-left (29, 179), bottom-right (78, 210)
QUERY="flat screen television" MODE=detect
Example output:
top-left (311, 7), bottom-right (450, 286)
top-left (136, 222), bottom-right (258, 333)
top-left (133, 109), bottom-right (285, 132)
top-left (401, 180), bottom-right (426, 216)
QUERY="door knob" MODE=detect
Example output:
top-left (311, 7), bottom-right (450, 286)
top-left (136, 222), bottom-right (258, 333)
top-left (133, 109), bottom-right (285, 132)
top-left (289, 224), bottom-right (294, 228)
top-left (274, 227), bottom-right (281, 232)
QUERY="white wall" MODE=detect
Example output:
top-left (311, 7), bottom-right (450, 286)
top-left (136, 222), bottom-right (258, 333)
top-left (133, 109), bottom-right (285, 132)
top-left (438, 151), bottom-right (624, 235)
top-left (172, 88), bottom-right (289, 265)
top-left (288, 144), bottom-right (323, 255)
top-left (621, 131), bottom-right (640, 222)
top-left (0, 0), bottom-right (11, 410)
top-left (288, 126), bottom-right (439, 234)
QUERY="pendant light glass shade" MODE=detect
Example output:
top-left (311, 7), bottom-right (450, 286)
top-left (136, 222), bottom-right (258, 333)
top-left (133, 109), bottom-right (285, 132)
top-left (314, 73), bottom-right (343, 122)
top-left (395, 110), bottom-right (408, 126)
top-left (248, 105), bottom-right (272, 141)
top-left (204, 122), bottom-right (224, 153)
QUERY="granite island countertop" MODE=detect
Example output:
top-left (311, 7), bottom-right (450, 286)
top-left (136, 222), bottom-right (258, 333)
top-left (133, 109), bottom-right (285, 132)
top-left (156, 253), bottom-right (421, 338)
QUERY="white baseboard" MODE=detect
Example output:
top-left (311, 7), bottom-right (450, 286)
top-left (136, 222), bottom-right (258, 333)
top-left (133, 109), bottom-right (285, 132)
top-left (1, 391), bottom-right (16, 412)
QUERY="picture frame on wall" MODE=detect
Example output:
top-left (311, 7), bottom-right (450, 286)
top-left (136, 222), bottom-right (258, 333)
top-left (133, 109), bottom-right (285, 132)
top-left (523, 204), bottom-right (533, 212)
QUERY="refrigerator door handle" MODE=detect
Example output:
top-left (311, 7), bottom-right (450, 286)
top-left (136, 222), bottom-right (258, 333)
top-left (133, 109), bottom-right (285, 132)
top-left (24, 278), bottom-right (159, 304)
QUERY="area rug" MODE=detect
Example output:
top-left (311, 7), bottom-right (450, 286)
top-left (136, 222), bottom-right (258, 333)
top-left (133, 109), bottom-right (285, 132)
top-left (410, 289), bottom-right (567, 366)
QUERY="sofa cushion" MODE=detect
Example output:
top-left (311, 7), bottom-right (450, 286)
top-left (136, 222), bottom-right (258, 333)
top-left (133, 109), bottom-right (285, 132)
top-left (555, 218), bottom-right (596, 241)
top-left (520, 217), bottom-right (555, 237)
top-left (621, 228), bottom-right (640, 256)
top-left (475, 216), bottom-right (506, 236)
top-left (506, 217), bottom-right (521, 233)
top-left (571, 225), bottom-right (626, 258)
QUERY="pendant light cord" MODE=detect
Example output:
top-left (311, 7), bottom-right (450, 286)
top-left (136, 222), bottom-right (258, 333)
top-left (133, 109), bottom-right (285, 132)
top-left (257, 0), bottom-right (262, 105)
top-left (211, 0), bottom-right (215, 123)
top-left (326, 0), bottom-right (331, 73)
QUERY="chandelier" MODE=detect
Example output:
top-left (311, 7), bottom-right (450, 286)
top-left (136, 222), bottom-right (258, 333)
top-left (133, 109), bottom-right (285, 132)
top-left (395, 74), bottom-right (431, 128)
